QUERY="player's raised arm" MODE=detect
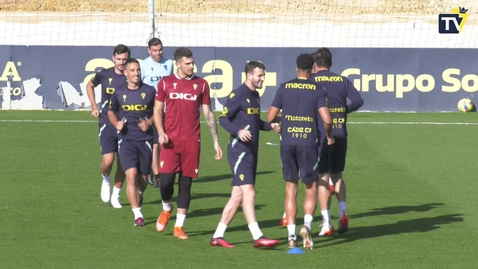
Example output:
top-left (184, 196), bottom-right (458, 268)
top-left (345, 78), bottom-right (364, 113)
top-left (86, 75), bottom-right (101, 117)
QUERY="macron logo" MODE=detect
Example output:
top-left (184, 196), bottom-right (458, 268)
top-left (169, 92), bottom-right (198, 101)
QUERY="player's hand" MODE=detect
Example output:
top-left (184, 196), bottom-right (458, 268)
top-left (91, 108), bottom-right (99, 118)
top-left (238, 129), bottom-right (252, 142)
top-left (116, 118), bottom-right (125, 131)
top-left (271, 123), bottom-right (281, 133)
top-left (213, 141), bottom-right (223, 160)
top-left (159, 133), bottom-right (169, 146)
top-left (138, 118), bottom-right (150, 132)
top-left (327, 136), bottom-right (335, 145)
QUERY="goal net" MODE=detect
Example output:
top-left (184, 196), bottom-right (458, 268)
top-left (155, 0), bottom-right (478, 48)
top-left (0, 0), bottom-right (151, 46)
top-left (0, 0), bottom-right (476, 48)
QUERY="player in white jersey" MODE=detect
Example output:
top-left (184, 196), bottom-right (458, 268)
top-left (140, 38), bottom-right (174, 185)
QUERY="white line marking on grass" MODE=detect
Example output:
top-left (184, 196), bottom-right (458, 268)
top-left (1, 120), bottom-right (478, 125)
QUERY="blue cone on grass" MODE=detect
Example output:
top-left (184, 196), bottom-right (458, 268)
top-left (287, 247), bottom-right (305, 254)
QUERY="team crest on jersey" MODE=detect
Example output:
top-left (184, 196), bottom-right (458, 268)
top-left (229, 93), bottom-right (235, 99)
top-left (239, 174), bottom-right (245, 181)
top-left (108, 78), bottom-right (113, 85)
top-left (221, 107), bottom-right (229, 116)
top-left (141, 92), bottom-right (146, 99)
top-left (123, 95), bottom-right (127, 102)
top-left (246, 98), bottom-right (250, 104)
top-left (160, 161), bottom-right (164, 168)
top-left (193, 84), bottom-right (198, 91)
top-left (172, 83), bottom-right (177, 90)
top-left (257, 98), bottom-right (260, 104)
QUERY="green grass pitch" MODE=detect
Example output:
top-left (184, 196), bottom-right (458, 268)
top-left (0, 111), bottom-right (476, 268)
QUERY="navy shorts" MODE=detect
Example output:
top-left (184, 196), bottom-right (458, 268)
top-left (118, 138), bottom-right (153, 176)
top-left (318, 136), bottom-right (348, 174)
top-left (228, 151), bottom-right (257, 186)
top-left (99, 123), bottom-right (118, 155)
top-left (280, 145), bottom-right (319, 184)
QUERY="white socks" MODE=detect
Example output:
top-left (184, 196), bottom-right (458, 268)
top-left (304, 214), bottom-right (313, 230)
top-left (213, 222), bottom-right (228, 238)
top-left (110, 186), bottom-right (122, 208)
top-left (175, 213), bottom-right (186, 227)
top-left (338, 201), bottom-right (347, 217)
top-left (111, 186), bottom-right (121, 198)
top-left (287, 224), bottom-right (296, 240)
top-left (132, 207), bottom-right (143, 219)
top-left (321, 210), bottom-right (330, 224)
top-left (162, 201), bottom-right (172, 211)
top-left (100, 174), bottom-right (111, 203)
top-left (248, 222), bottom-right (263, 240)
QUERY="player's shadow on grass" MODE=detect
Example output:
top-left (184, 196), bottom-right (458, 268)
top-left (186, 215), bottom-right (282, 238)
top-left (141, 192), bottom-right (233, 206)
top-left (191, 192), bottom-right (235, 200)
top-left (143, 204), bottom-right (267, 225)
top-left (195, 171), bottom-right (275, 184)
top-left (348, 203), bottom-right (445, 219)
top-left (318, 213), bottom-right (464, 248)
top-left (187, 204), bottom-right (266, 219)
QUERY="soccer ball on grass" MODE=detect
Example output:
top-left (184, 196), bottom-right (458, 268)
top-left (457, 98), bottom-right (473, 113)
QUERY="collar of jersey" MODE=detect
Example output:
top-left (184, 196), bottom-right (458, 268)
top-left (175, 73), bottom-right (195, 80)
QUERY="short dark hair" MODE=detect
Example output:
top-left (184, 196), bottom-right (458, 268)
top-left (148, 38), bottom-right (163, 48)
top-left (296, 53), bottom-right (314, 71)
top-left (113, 44), bottom-right (131, 57)
top-left (312, 47), bottom-right (332, 69)
top-left (174, 47), bottom-right (193, 61)
top-left (125, 58), bottom-right (139, 68)
top-left (245, 61), bottom-right (266, 74)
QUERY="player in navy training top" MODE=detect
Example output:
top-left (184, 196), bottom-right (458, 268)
top-left (210, 61), bottom-right (280, 249)
top-left (86, 44), bottom-right (130, 208)
top-left (140, 37), bottom-right (174, 185)
top-left (311, 47), bottom-right (364, 236)
top-left (268, 53), bottom-right (334, 249)
top-left (108, 58), bottom-right (156, 227)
